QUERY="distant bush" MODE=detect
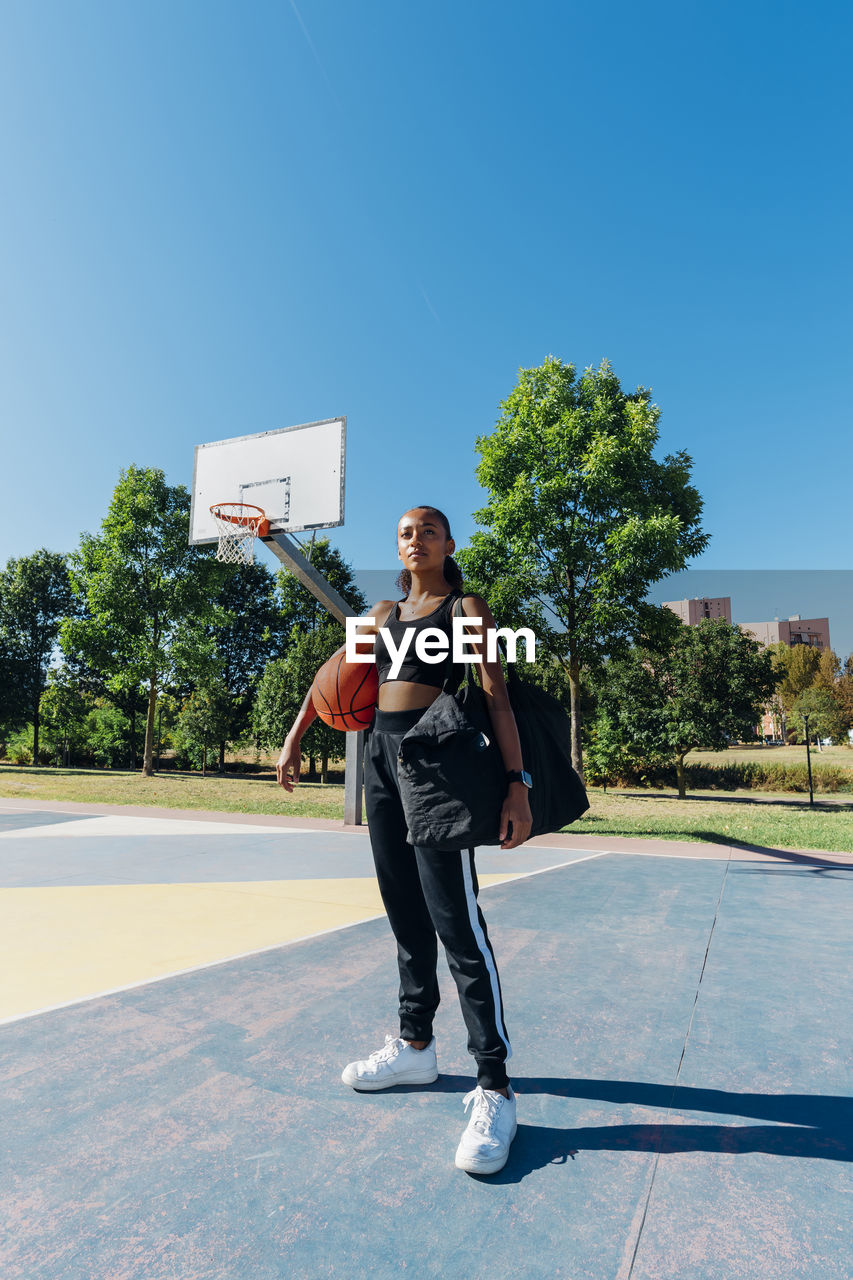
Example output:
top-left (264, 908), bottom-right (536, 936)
top-left (612, 760), bottom-right (852, 793)
top-left (3, 727), bottom-right (34, 766)
top-left (78, 706), bottom-right (135, 769)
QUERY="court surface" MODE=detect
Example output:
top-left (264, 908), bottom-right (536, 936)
top-left (1, 798), bottom-right (851, 1279)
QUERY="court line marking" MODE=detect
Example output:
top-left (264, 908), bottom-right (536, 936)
top-left (0, 806), bottom-right (785, 860)
top-left (0, 815), bottom-right (323, 839)
top-left (603, 849), bottom-right (732, 861)
top-left (624, 856), bottom-right (732, 1280)
top-left (0, 852), bottom-right (608, 1028)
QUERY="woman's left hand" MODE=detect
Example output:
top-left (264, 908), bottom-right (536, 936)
top-left (499, 784), bottom-right (533, 850)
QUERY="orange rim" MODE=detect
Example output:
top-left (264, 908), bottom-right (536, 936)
top-left (209, 503), bottom-right (270, 537)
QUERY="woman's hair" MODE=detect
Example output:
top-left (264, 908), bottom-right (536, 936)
top-left (395, 505), bottom-right (464, 596)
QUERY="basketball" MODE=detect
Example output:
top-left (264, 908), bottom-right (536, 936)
top-left (312, 650), bottom-right (378, 731)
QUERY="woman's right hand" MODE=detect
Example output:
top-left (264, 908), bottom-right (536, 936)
top-left (276, 736), bottom-right (302, 792)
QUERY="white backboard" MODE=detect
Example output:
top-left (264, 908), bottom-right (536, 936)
top-left (190, 417), bottom-right (346, 545)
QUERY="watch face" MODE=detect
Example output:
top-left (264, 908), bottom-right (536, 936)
top-left (521, 770), bottom-right (533, 789)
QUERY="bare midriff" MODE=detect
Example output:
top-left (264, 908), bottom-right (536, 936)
top-left (377, 680), bottom-right (443, 712)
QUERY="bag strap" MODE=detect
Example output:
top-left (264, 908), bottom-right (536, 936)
top-left (444, 595), bottom-right (519, 694)
top-left (440, 595), bottom-right (466, 694)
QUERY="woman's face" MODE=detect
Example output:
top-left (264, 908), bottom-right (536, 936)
top-left (397, 508), bottom-right (455, 575)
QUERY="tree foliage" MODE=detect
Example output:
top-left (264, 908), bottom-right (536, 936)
top-left (790, 688), bottom-right (846, 746)
top-left (253, 626), bottom-right (345, 781)
top-left (837, 656), bottom-right (853, 732)
top-left (455, 356), bottom-right (709, 775)
top-left (597, 617), bottom-right (779, 797)
top-left (39, 667), bottom-right (88, 766)
top-left (583, 708), bottom-right (646, 791)
top-left (201, 561), bottom-right (284, 768)
top-left (82, 703), bottom-right (137, 769)
top-left (775, 644), bottom-right (821, 712)
top-left (275, 538), bottom-right (367, 633)
top-left (767, 643), bottom-right (851, 740)
top-left (61, 466), bottom-right (221, 776)
top-left (0, 549), bottom-right (75, 764)
top-left (812, 647), bottom-right (841, 695)
top-left (175, 677), bottom-right (234, 775)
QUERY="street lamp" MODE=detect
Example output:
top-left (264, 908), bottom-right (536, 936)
top-left (803, 712), bottom-right (814, 808)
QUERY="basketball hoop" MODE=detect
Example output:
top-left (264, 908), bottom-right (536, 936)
top-left (209, 503), bottom-right (270, 565)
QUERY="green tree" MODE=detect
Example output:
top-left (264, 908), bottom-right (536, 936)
top-left (583, 709), bottom-right (642, 792)
top-left (0, 550), bottom-right (75, 765)
top-left (175, 677), bottom-right (234, 776)
top-left (0, 629), bottom-right (23, 733)
top-left (59, 631), bottom-right (149, 767)
top-left (807, 648), bottom-right (852, 744)
top-left (776, 644), bottom-right (821, 714)
top-left (837, 655), bottom-right (853, 733)
top-left (456, 356), bottom-right (708, 776)
top-left (39, 667), bottom-right (88, 766)
top-left (61, 466), bottom-right (221, 777)
top-left (812, 647), bottom-right (841, 695)
top-left (790, 688), bottom-right (846, 748)
top-left (253, 626), bottom-right (344, 782)
top-left (263, 539), bottom-right (366, 781)
top-left (206, 561), bottom-right (284, 770)
top-left (764, 643), bottom-right (792, 741)
top-left (83, 702), bottom-right (135, 769)
top-left (275, 538), bottom-right (367, 633)
top-left (599, 618), bottom-right (779, 798)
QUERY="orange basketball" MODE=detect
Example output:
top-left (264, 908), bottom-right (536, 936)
top-left (312, 650), bottom-right (378, 731)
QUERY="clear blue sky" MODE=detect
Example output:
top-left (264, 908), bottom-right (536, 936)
top-left (1, 0), bottom-right (851, 582)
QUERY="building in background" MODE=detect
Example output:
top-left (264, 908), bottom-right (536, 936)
top-left (663, 599), bottom-right (831, 654)
top-left (662, 596), bottom-right (732, 625)
top-left (661, 599), bottom-right (832, 742)
top-left (738, 617), bottom-right (831, 741)
top-left (738, 616), bottom-right (830, 740)
top-left (738, 615), bottom-right (831, 651)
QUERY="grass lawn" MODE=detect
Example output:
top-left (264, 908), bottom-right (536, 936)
top-left (2, 765), bottom-right (851, 854)
top-left (0, 765), bottom-right (346, 821)
top-left (691, 743), bottom-right (853, 770)
top-left (578, 787), bottom-right (853, 854)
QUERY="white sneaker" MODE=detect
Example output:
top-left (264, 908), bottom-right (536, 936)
top-left (454, 1085), bottom-right (517, 1174)
top-left (341, 1035), bottom-right (438, 1091)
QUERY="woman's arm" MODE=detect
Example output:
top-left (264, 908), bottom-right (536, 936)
top-left (275, 600), bottom-right (393, 792)
top-left (459, 594), bottom-right (532, 850)
top-left (275, 683), bottom-right (318, 792)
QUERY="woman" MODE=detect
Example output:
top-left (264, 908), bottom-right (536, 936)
top-left (276, 506), bottom-right (532, 1175)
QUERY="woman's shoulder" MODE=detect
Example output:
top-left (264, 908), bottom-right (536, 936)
top-left (454, 591), bottom-right (497, 626)
top-left (455, 590), bottom-right (490, 611)
top-left (364, 599), bottom-right (398, 628)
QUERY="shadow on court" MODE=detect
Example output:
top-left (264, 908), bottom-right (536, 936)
top-left (710, 839), bottom-right (853, 868)
top-left (358, 1074), bottom-right (853, 1177)
top-left (611, 790), bottom-right (853, 811)
top-left (481, 1117), bottom-right (851, 1187)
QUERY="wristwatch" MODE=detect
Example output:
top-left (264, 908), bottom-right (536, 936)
top-left (506, 769), bottom-right (533, 789)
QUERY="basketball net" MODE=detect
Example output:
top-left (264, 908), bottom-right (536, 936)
top-left (209, 503), bottom-right (269, 565)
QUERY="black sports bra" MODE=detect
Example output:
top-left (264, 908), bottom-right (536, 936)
top-left (374, 591), bottom-right (466, 688)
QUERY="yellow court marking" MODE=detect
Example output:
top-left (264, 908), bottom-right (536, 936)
top-left (0, 873), bottom-right (522, 1023)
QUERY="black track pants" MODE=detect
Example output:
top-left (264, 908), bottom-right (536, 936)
top-left (363, 706), bottom-right (511, 1091)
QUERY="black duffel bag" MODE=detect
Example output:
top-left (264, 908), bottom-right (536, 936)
top-left (396, 616), bottom-right (589, 852)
